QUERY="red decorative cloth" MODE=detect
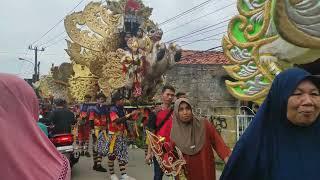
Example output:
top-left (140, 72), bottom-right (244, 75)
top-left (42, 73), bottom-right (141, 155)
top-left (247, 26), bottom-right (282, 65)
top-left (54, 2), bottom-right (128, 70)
top-left (78, 121), bottom-right (90, 141)
top-left (146, 131), bottom-right (186, 177)
top-left (109, 111), bottom-right (125, 132)
top-left (89, 111), bottom-right (107, 127)
top-left (125, 0), bottom-right (140, 12)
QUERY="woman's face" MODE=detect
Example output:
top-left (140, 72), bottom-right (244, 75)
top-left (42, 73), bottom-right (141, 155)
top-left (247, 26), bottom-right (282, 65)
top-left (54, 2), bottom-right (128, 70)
top-left (178, 102), bottom-right (193, 123)
top-left (287, 79), bottom-right (320, 126)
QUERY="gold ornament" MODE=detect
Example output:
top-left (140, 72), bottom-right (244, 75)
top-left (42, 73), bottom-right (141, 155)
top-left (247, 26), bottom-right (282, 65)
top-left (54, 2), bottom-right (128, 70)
top-left (68, 64), bottom-right (99, 102)
top-left (37, 75), bottom-right (69, 100)
top-left (62, 0), bottom-right (180, 102)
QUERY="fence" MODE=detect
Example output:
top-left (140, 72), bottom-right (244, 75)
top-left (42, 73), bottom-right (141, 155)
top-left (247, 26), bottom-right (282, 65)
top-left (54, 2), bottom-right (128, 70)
top-left (236, 114), bottom-right (254, 140)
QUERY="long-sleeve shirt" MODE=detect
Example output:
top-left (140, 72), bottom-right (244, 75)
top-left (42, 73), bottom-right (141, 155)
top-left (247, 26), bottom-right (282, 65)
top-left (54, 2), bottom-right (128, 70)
top-left (48, 108), bottom-right (76, 134)
top-left (88, 104), bottom-right (109, 127)
top-left (109, 105), bottom-right (127, 133)
top-left (181, 120), bottom-right (231, 180)
top-left (79, 103), bottom-right (93, 120)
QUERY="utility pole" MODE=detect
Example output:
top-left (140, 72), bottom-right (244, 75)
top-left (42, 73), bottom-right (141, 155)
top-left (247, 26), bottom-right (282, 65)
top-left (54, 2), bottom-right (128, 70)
top-left (28, 45), bottom-right (45, 82)
top-left (37, 61), bottom-right (40, 80)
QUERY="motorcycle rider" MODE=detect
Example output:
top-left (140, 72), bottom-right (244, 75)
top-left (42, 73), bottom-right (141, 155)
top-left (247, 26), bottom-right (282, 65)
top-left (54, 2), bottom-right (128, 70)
top-left (48, 99), bottom-right (76, 135)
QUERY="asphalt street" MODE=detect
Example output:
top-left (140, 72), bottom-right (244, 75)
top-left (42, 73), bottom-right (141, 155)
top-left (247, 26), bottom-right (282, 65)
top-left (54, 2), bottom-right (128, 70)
top-left (71, 148), bottom-right (221, 180)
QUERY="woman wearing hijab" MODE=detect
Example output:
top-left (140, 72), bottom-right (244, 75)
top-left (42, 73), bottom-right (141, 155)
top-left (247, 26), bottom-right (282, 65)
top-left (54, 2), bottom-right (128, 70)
top-left (220, 68), bottom-right (320, 180)
top-left (0, 73), bottom-right (70, 180)
top-left (170, 98), bottom-right (231, 180)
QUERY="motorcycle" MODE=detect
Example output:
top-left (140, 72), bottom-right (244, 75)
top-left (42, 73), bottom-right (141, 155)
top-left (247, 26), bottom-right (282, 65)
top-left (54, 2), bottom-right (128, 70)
top-left (50, 133), bottom-right (80, 168)
top-left (40, 115), bottom-right (80, 168)
top-left (39, 114), bottom-right (80, 167)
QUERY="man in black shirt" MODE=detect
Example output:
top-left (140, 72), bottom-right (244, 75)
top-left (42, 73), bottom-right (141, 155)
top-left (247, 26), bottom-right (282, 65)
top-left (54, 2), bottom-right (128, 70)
top-left (48, 99), bottom-right (76, 135)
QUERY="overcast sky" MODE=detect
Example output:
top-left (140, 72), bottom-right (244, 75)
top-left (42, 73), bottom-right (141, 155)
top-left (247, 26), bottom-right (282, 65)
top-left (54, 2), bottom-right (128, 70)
top-left (0, 0), bottom-right (237, 78)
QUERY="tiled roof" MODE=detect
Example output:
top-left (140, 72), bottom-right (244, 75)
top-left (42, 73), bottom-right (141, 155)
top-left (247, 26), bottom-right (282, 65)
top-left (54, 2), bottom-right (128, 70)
top-left (178, 50), bottom-right (230, 65)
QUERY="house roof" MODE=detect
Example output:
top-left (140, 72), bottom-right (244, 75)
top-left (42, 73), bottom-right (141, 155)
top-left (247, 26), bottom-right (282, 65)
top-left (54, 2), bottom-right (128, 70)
top-left (178, 50), bottom-right (230, 65)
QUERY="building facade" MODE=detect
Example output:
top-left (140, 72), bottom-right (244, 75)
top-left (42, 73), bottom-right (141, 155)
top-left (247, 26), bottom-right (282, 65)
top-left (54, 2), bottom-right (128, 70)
top-left (163, 50), bottom-right (240, 148)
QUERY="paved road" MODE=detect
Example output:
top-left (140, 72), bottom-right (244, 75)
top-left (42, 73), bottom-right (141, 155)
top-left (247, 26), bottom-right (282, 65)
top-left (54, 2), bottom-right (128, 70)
top-left (71, 148), bottom-right (221, 180)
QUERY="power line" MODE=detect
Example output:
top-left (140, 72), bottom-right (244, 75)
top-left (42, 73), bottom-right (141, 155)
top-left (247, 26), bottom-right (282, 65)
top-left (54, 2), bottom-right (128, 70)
top-left (165, 2), bottom-right (235, 33)
top-left (0, 51), bottom-right (65, 56)
top-left (44, 36), bottom-right (68, 49)
top-left (176, 38), bottom-right (221, 43)
top-left (159, 0), bottom-right (215, 26)
top-left (168, 17), bottom-right (231, 42)
top-left (159, 0), bottom-right (214, 25)
top-left (38, 31), bottom-right (66, 47)
top-left (180, 31), bottom-right (226, 47)
top-left (177, 21), bottom-right (229, 41)
top-left (184, 24), bottom-right (228, 39)
top-left (180, 38), bottom-right (222, 47)
top-left (166, 17), bottom-right (231, 43)
top-left (0, 52), bottom-right (31, 55)
top-left (161, 1), bottom-right (214, 29)
top-left (31, 0), bottom-right (86, 46)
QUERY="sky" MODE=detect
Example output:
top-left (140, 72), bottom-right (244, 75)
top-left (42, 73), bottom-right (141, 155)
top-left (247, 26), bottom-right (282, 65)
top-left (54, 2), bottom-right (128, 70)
top-left (0, 0), bottom-right (237, 79)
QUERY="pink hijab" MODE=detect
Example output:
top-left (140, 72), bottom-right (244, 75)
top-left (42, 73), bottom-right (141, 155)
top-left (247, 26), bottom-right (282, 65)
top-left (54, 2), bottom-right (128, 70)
top-left (0, 73), bottom-right (70, 180)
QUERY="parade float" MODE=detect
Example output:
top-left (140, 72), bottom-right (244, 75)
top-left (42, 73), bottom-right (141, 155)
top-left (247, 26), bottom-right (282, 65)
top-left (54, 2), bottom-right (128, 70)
top-left (36, 0), bottom-right (181, 103)
top-left (35, 63), bottom-right (73, 101)
top-left (223, 0), bottom-right (320, 104)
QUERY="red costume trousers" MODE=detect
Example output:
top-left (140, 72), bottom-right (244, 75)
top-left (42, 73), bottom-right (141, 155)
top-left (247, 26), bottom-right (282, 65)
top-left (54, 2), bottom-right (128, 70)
top-left (78, 121), bottom-right (90, 142)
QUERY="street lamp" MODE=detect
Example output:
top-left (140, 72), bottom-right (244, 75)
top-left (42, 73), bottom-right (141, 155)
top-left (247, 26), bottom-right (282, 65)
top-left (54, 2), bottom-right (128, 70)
top-left (18, 57), bottom-right (40, 82)
top-left (18, 58), bottom-right (34, 66)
